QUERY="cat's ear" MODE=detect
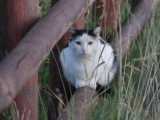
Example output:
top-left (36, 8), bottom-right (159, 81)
top-left (93, 27), bottom-right (101, 36)
top-left (68, 27), bottom-right (76, 34)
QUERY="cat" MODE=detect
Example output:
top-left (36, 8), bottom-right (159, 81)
top-left (60, 27), bottom-right (117, 89)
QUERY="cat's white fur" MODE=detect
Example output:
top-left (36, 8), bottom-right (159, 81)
top-left (60, 27), bottom-right (117, 89)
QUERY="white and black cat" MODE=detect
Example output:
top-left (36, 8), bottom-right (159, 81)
top-left (60, 27), bottom-right (117, 89)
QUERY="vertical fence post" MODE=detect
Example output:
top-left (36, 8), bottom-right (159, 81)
top-left (48, 1), bottom-right (84, 119)
top-left (0, 0), bottom-right (8, 61)
top-left (93, 0), bottom-right (120, 37)
top-left (7, 0), bottom-right (39, 120)
top-left (48, 16), bottom-right (84, 119)
top-left (0, 1), bottom-right (8, 119)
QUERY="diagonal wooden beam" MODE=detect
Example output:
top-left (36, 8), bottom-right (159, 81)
top-left (0, 0), bottom-right (95, 112)
top-left (114, 0), bottom-right (160, 58)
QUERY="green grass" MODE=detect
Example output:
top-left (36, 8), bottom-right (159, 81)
top-left (39, 0), bottom-right (51, 17)
top-left (89, 3), bottom-right (160, 120)
top-left (38, 1), bottom-right (160, 120)
top-left (2, 0), bottom-right (158, 120)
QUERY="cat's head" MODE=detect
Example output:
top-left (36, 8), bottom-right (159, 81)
top-left (68, 27), bottom-right (101, 56)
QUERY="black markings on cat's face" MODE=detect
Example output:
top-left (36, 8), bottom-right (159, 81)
top-left (69, 29), bottom-right (97, 42)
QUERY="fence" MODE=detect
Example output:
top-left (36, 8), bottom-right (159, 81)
top-left (0, 0), bottom-right (159, 119)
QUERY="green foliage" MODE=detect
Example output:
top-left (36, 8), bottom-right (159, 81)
top-left (90, 95), bottom-right (119, 120)
top-left (38, 57), bottom-right (49, 86)
top-left (39, 0), bottom-right (51, 17)
top-left (120, 1), bottom-right (131, 24)
top-left (89, 2), bottom-right (160, 120)
top-left (37, 1), bottom-right (160, 120)
top-left (38, 1), bottom-right (51, 119)
top-left (38, 57), bottom-right (49, 119)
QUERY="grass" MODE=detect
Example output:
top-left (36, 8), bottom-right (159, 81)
top-left (2, 0), bottom-right (159, 120)
top-left (37, 0), bottom-right (160, 120)
top-left (89, 3), bottom-right (160, 120)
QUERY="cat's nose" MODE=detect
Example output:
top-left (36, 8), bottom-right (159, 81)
top-left (82, 49), bottom-right (86, 54)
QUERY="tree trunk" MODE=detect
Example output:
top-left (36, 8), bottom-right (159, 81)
top-left (7, 0), bottom-right (39, 120)
top-left (113, 0), bottom-right (159, 58)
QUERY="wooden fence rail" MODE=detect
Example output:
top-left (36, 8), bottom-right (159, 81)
top-left (0, 0), bottom-right (159, 119)
top-left (0, 0), bottom-right (95, 112)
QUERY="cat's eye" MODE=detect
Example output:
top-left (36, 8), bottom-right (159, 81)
top-left (75, 41), bottom-right (81, 45)
top-left (88, 42), bottom-right (93, 45)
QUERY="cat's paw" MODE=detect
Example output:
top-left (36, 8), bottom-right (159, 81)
top-left (75, 81), bottom-right (86, 88)
top-left (86, 81), bottom-right (97, 89)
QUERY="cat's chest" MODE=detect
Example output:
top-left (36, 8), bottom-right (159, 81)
top-left (69, 55), bottom-right (104, 77)
top-left (72, 58), bottom-right (95, 71)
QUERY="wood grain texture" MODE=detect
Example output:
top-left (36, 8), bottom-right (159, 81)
top-left (0, 0), bottom-right (95, 112)
top-left (7, 0), bottom-right (39, 120)
top-left (93, 0), bottom-right (120, 31)
top-left (113, 0), bottom-right (160, 59)
top-left (57, 87), bottom-right (99, 120)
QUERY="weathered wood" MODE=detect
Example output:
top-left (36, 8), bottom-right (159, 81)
top-left (47, 1), bottom-right (60, 119)
top-left (57, 87), bottom-right (99, 120)
top-left (7, 0), bottom-right (39, 120)
top-left (93, 0), bottom-right (120, 32)
top-left (0, 1), bottom-right (9, 119)
top-left (114, 0), bottom-right (160, 59)
top-left (13, 74), bottom-right (38, 120)
top-left (0, 0), bottom-right (95, 112)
